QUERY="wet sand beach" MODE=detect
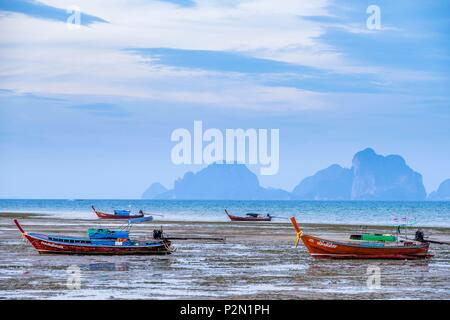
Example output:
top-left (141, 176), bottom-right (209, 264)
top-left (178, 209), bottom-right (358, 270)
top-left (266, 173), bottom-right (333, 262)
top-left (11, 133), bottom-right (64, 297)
top-left (0, 212), bottom-right (449, 299)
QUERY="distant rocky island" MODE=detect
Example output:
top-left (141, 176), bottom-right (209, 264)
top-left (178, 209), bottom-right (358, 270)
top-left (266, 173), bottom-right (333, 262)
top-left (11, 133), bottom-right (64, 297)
top-left (428, 179), bottom-right (450, 201)
top-left (292, 148), bottom-right (426, 200)
top-left (142, 148), bottom-right (448, 201)
top-left (142, 182), bottom-right (168, 199)
top-left (143, 163), bottom-right (290, 200)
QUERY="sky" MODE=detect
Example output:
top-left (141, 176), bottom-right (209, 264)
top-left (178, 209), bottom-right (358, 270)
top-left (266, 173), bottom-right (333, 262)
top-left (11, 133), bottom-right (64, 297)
top-left (0, 0), bottom-right (449, 198)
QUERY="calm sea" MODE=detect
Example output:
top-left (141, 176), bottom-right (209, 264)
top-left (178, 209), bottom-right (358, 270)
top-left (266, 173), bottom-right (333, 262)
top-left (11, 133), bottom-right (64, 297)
top-left (1, 199), bottom-right (449, 227)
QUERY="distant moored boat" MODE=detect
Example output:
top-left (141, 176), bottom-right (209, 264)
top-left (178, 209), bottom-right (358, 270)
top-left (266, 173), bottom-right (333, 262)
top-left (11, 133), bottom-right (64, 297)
top-left (92, 206), bottom-right (145, 219)
top-left (225, 209), bottom-right (272, 222)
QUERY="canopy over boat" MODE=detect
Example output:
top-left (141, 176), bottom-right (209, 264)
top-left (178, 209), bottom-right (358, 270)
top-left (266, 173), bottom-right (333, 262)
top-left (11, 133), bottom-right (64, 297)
top-left (87, 228), bottom-right (129, 240)
top-left (246, 213), bottom-right (262, 218)
top-left (114, 209), bottom-right (131, 216)
top-left (350, 233), bottom-right (397, 242)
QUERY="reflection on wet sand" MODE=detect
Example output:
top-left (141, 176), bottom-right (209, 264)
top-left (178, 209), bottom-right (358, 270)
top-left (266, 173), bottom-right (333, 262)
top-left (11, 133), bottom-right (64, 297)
top-left (80, 262), bottom-right (130, 272)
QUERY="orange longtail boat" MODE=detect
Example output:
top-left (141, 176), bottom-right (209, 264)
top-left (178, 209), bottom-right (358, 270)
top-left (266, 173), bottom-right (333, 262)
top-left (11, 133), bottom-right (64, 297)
top-left (290, 217), bottom-right (431, 260)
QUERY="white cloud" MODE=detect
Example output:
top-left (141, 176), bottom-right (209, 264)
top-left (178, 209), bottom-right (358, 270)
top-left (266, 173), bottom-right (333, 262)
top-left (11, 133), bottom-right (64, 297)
top-left (0, 0), bottom-right (415, 110)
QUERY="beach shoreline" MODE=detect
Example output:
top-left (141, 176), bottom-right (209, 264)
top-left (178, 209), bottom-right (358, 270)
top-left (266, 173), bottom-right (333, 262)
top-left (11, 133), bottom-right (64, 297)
top-left (2, 211), bottom-right (450, 231)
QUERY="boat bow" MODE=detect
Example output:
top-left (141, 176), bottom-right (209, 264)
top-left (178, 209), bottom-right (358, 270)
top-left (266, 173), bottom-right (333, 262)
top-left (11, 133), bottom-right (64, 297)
top-left (13, 219), bottom-right (26, 235)
top-left (290, 216), bottom-right (303, 248)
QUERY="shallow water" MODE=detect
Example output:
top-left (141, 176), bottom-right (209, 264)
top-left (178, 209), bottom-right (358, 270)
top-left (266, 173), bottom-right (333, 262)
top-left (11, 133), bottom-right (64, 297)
top-left (0, 215), bottom-right (449, 300)
top-left (1, 199), bottom-right (450, 227)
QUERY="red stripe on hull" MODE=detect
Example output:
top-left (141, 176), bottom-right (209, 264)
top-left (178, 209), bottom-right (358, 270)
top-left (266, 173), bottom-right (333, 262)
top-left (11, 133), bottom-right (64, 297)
top-left (301, 234), bottom-right (431, 260)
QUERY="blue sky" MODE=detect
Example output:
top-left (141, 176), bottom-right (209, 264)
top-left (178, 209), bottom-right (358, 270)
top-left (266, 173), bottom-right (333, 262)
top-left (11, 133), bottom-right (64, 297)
top-left (0, 0), bottom-right (449, 198)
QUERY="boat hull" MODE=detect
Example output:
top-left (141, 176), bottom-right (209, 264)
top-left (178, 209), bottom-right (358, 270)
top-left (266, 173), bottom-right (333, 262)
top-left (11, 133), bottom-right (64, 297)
top-left (227, 214), bottom-right (271, 222)
top-left (23, 233), bottom-right (171, 255)
top-left (300, 234), bottom-right (431, 260)
top-left (95, 211), bottom-right (144, 220)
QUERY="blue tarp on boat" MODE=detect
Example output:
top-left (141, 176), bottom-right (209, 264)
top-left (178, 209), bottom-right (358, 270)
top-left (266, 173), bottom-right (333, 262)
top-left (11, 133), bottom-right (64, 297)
top-left (88, 228), bottom-right (129, 239)
top-left (114, 209), bottom-right (131, 216)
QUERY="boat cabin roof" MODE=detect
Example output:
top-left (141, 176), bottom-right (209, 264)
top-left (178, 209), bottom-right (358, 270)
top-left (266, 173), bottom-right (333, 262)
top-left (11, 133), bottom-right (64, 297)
top-left (29, 232), bottom-right (93, 244)
top-left (246, 213), bottom-right (261, 217)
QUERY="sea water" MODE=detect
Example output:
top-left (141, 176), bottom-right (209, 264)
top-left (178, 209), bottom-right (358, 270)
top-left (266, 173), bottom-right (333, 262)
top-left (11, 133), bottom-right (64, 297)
top-left (1, 199), bottom-right (449, 227)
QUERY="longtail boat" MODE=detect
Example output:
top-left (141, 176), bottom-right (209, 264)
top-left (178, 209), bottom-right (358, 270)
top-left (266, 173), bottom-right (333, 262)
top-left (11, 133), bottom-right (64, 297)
top-left (92, 206), bottom-right (145, 220)
top-left (225, 209), bottom-right (272, 222)
top-left (14, 219), bottom-right (172, 255)
top-left (290, 217), bottom-right (431, 260)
